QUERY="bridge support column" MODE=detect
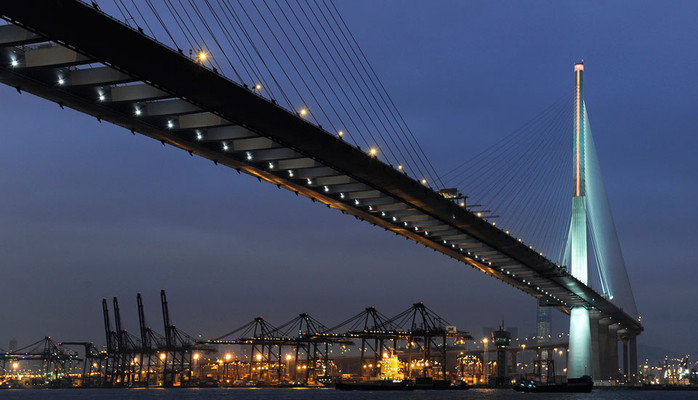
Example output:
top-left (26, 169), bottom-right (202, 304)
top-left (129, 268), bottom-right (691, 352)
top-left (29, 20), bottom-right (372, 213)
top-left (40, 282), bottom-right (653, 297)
top-left (628, 332), bottom-right (638, 383)
top-left (589, 311), bottom-right (601, 379)
top-left (621, 334), bottom-right (628, 381)
top-left (608, 324), bottom-right (619, 380)
top-left (568, 307), bottom-right (591, 378)
top-left (597, 318), bottom-right (610, 380)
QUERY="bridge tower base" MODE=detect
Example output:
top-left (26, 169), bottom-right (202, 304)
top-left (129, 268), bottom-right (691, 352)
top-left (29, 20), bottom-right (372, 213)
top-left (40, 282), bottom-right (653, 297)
top-left (568, 307), bottom-right (592, 378)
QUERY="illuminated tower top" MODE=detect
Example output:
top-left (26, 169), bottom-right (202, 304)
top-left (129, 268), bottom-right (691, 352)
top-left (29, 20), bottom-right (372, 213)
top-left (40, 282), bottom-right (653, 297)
top-left (570, 61), bottom-right (588, 284)
top-left (574, 61), bottom-right (585, 197)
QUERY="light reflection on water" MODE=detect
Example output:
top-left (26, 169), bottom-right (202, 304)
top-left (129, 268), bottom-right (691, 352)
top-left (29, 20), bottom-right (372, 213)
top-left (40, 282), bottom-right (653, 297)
top-left (0, 388), bottom-right (695, 400)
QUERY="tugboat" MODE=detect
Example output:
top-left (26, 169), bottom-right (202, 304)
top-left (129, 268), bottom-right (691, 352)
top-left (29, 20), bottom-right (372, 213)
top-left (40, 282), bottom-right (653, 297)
top-left (514, 375), bottom-right (593, 393)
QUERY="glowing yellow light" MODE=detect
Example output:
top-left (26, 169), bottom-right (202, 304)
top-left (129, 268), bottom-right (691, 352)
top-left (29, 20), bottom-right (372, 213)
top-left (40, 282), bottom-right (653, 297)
top-left (225, 353), bottom-right (232, 361)
top-left (255, 354), bottom-right (262, 361)
top-left (286, 354), bottom-right (292, 360)
top-left (370, 148), bottom-right (377, 156)
top-left (477, 212), bottom-right (482, 217)
top-left (159, 353), bottom-right (166, 360)
top-left (397, 164), bottom-right (403, 170)
top-left (421, 178), bottom-right (427, 184)
top-left (193, 354), bottom-right (200, 360)
top-left (299, 108), bottom-right (308, 116)
top-left (12, 362), bottom-right (19, 369)
top-left (483, 338), bottom-right (488, 344)
top-left (197, 51), bottom-right (207, 62)
top-left (338, 130), bottom-right (344, 137)
top-left (255, 83), bottom-right (262, 90)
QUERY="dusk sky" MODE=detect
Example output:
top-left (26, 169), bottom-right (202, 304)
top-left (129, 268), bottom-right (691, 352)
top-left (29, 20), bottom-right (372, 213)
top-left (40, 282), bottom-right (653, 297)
top-left (1, 1), bottom-right (697, 359)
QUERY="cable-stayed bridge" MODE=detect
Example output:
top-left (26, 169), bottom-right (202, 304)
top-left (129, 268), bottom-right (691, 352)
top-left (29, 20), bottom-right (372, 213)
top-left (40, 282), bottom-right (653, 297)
top-left (0, 0), bottom-right (642, 382)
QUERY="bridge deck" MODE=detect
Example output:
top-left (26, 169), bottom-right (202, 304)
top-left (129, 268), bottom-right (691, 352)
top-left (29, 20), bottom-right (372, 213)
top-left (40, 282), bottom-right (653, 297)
top-left (0, 0), bottom-right (641, 334)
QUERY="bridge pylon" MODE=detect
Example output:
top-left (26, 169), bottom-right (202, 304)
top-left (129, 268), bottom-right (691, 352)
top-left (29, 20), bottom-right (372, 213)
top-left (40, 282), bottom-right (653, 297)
top-left (567, 61), bottom-right (593, 379)
top-left (566, 62), bottom-right (638, 382)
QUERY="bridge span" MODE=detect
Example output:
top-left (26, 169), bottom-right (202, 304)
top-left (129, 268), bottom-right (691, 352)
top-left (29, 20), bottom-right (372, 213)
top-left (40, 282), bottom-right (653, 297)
top-left (0, 0), bottom-right (641, 380)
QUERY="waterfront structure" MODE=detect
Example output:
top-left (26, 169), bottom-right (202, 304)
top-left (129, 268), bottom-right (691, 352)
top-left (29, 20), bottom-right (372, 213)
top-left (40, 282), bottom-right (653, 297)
top-left (492, 326), bottom-right (511, 386)
top-left (536, 305), bottom-right (552, 344)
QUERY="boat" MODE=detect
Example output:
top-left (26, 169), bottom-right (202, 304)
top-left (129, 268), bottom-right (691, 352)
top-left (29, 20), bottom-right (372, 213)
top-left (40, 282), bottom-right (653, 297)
top-left (513, 375), bottom-right (593, 393)
top-left (414, 377), bottom-right (469, 390)
top-left (335, 377), bottom-right (469, 391)
top-left (335, 380), bottom-right (414, 391)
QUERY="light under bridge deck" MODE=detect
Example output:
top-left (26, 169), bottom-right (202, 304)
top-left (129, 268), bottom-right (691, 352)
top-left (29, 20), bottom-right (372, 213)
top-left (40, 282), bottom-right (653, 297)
top-left (0, 0), bottom-right (641, 335)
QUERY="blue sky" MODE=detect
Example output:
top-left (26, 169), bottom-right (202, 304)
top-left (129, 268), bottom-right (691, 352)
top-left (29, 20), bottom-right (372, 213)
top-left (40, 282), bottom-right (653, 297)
top-left (1, 1), bottom-right (696, 358)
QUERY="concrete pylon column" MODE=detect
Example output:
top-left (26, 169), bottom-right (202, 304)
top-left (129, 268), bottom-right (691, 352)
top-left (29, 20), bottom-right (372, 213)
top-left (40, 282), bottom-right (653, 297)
top-left (629, 332), bottom-right (638, 383)
top-left (621, 335), bottom-right (629, 381)
top-left (607, 324), bottom-right (619, 380)
top-left (597, 318), bottom-right (610, 379)
top-left (569, 307), bottom-right (591, 377)
top-left (589, 311), bottom-right (601, 379)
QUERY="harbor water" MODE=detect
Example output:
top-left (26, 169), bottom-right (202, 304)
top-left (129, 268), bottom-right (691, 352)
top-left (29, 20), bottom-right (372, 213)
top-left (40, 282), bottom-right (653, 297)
top-left (0, 388), bottom-right (695, 400)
